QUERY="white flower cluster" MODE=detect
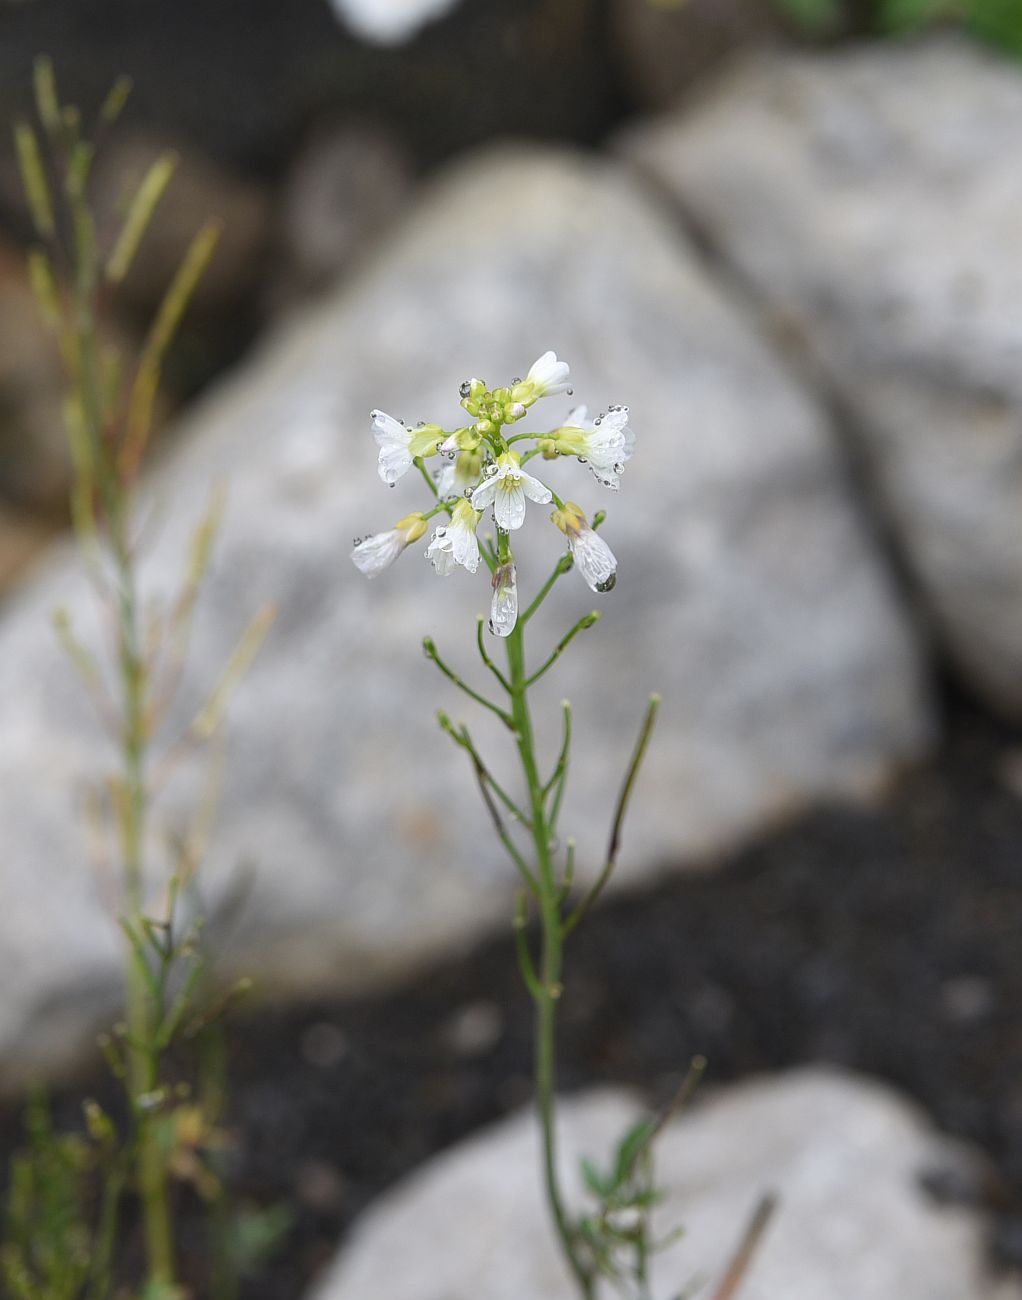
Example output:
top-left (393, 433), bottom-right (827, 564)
top-left (351, 351), bottom-right (634, 636)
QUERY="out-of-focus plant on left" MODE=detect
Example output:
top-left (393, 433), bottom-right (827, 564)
top-left (2, 58), bottom-right (275, 1300)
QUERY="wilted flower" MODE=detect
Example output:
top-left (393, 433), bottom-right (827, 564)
top-left (489, 560), bottom-right (518, 637)
top-left (551, 502), bottom-right (617, 593)
top-left (470, 452), bottom-right (552, 531)
top-left (351, 513), bottom-right (428, 578)
top-left (425, 499), bottom-right (482, 575)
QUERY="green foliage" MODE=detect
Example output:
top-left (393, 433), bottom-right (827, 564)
top-left (0, 1096), bottom-right (101, 1300)
top-left (772, 0), bottom-right (845, 34)
top-left (775, 0), bottom-right (1022, 56)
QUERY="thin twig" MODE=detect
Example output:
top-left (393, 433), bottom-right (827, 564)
top-left (708, 1194), bottom-right (778, 1300)
top-left (424, 637), bottom-right (513, 726)
top-left (514, 890), bottom-right (544, 1001)
top-left (436, 713), bottom-right (538, 892)
top-left (524, 612), bottom-right (599, 688)
top-left (522, 553), bottom-right (573, 625)
top-left (437, 712), bottom-right (531, 828)
top-left (545, 699), bottom-right (572, 834)
top-left (476, 615), bottom-right (511, 692)
top-left (563, 694), bottom-right (660, 937)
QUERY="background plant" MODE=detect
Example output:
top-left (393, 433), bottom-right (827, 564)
top-left (3, 58), bottom-right (272, 1300)
top-left (774, 0), bottom-right (1022, 54)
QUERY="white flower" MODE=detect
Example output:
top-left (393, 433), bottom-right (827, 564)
top-left (470, 452), bottom-right (552, 531)
top-left (371, 411), bottom-right (442, 485)
top-left (424, 499), bottom-right (482, 576)
top-left (327, 0), bottom-right (460, 46)
top-left (489, 561), bottom-right (518, 637)
top-left (555, 405), bottom-right (634, 490)
top-left (436, 446), bottom-right (484, 498)
top-left (551, 503), bottom-right (617, 593)
top-left (511, 351), bottom-right (571, 406)
top-left (351, 513), bottom-right (428, 578)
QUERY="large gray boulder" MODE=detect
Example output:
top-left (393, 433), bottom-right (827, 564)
top-left (621, 38), bottom-right (1022, 718)
top-left (308, 1068), bottom-right (1018, 1300)
top-left (0, 145), bottom-right (931, 1083)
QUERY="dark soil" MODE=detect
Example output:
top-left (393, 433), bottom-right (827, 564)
top-left (3, 695), bottom-right (1022, 1296)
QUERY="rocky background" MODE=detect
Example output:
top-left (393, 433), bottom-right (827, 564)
top-left (1, 1), bottom-right (1022, 1296)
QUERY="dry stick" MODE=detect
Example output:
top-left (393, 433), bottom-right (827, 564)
top-left (708, 1193), bottom-right (778, 1300)
top-left (563, 693), bottom-right (660, 937)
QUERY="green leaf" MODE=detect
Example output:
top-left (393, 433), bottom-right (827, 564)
top-left (580, 1157), bottom-right (612, 1198)
top-left (968, 0), bottom-right (1022, 55)
top-left (613, 1119), bottom-right (656, 1187)
top-left (774, 0), bottom-right (845, 33)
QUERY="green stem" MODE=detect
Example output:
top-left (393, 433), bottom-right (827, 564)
top-left (77, 240), bottom-right (175, 1284)
top-left (505, 619), bottom-right (594, 1300)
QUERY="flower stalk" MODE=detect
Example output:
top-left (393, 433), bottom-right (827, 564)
top-left (353, 351), bottom-right (685, 1297)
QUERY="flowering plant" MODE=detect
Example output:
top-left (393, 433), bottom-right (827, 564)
top-left (351, 352), bottom-right (686, 1298)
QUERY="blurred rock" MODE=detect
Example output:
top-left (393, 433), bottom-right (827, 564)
top-left (273, 120), bottom-right (414, 307)
top-left (0, 238), bottom-right (70, 512)
top-left (611, 0), bottom-right (782, 111)
top-left (90, 130), bottom-right (273, 315)
top-left (0, 503), bottom-right (52, 595)
top-left (0, 145), bottom-right (931, 1082)
top-left (621, 38), bottom-right (1022, 719)
top-left (308, 1069), bottom-right (1019, 1300)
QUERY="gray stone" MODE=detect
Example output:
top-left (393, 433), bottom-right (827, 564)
top-left (0, 237), bottom-right (95, 512)
top-left (271, 120), bottom-right (414, 309)
top-left (0, 145), bottom-right (931, 1083)
top-left (609, 0), bottom-right (782, 112)
top-left (308, 1068), bottom-right (1018, 1300)
top-left (621, 38), bottom-right (1022, 718)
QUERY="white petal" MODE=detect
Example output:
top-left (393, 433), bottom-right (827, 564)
top-left (469, 477), bottom-right (499, 511)
top-left (424, 530), bottom-right (456, 576)
top-left (489, 566), bottom-right (518, 638)
top-left (351, 529), bottom-right (404, 578)
top-left (564, 404), bottom-right (588, 428)
top-left (520, 470), bottom-right (553, 504)
top-left (371, 410), bottom-right (411, 450)
top-left (495, 481), bottom-right (527, 530)
top-left (377, 444), bottom-right (414, 485)
top-left (528, 350), bottom-right (571, 396)
top-left (452, 526), bottom-right (481, 574)
top-left (571, 528), bottom-right (617, 593)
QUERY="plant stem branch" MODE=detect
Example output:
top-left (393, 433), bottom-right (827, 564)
top-left (524, 612), bottom-right (599, 688)
top-left (505, 619), bottom-right (594, 1299)
top-left (563, 694), bottom-right (660, 939)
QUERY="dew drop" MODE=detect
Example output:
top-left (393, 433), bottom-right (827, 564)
top-left (459, 381), bottom-right (471, 398)
top-left (596, 574), bottom-right (616, 593)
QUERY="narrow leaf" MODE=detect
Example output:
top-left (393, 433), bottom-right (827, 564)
top-left (13, 121), bottom-right (54, 238)
top-left (105, 153), bottom-right (178, 285)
